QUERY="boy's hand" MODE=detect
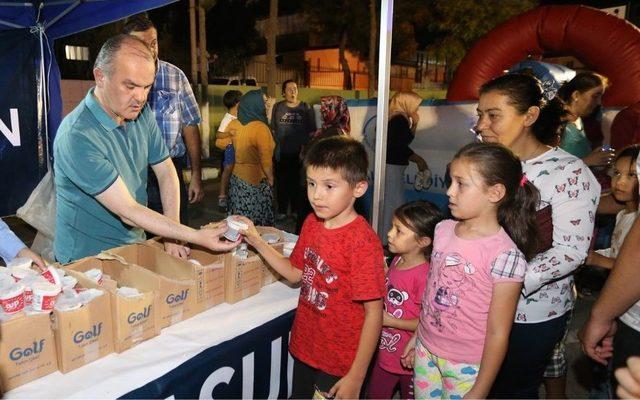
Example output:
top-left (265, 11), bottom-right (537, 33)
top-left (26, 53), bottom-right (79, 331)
top-left (328, 373), bottom-right (363, 400)
top-left (233, 215), bottom-right (261, 246)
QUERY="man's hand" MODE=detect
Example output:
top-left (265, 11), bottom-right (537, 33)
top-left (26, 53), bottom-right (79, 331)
top-left (194, 222), bottom-right (240, 252)
top-left (328, 372), bottom-right (363, 400)
top-left (164, 240), bottom-right (191, 259)
top-left (579, 315), bottom-right (617, 365)
top-left (16, 247), bottom-right (46, 271)
top-left (188, 175), bottom-right (204, 204)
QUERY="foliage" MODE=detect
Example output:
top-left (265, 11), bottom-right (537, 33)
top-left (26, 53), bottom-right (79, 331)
top-left (407, 0), bottom-right (539, 70)
top-left (206, 0), bottom-right (262, 76)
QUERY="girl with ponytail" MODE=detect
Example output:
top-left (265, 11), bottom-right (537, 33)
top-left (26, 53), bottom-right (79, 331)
top-left (475, 72), bottom-right (601, 398)
top-left (404, 142), bottom-right (538, 399)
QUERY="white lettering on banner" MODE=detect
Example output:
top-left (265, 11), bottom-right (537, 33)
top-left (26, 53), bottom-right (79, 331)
top-left (199, 366), bottom-right (234, 399)
top-left (268, 338), bottom-right (282, 399)
top-left (198, 335), bottom-right (290, 399)
top-left (0, 108), bottom-right (20, 146)
top-left (243, 352), bottom-right (254, 399)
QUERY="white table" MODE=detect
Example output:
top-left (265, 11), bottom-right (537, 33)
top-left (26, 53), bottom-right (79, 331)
top-left (5, 282), bottom-right (299, 399)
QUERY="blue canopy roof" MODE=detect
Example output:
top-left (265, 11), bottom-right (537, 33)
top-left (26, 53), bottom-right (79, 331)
top-left (0, 0), bottom-right (177, 38)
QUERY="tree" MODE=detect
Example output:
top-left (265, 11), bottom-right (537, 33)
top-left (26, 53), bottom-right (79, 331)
top-left (206, 0), bottom-right (261, 76)
top-left (409, 0), bottom-right (538, 81)
top-left (266, 0), bottom-right (278, 96)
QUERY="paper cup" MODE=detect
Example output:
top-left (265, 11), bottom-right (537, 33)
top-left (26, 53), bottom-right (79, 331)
top-left (11, 266), bottom-right (37, 281)
top-left (61, 275), bottom-right (78, 291)
top-left (0, 283), bottom-right (25, 314)
top-left (283, 242), bottom-right (296, 258)
top-left (21, 276), bottom-right (46, 306)
top-left (84, 268), bottom-right (103, 285)
top-left (41, 265), bottom-right (63, 286)
top-left (7, 257), bottom-right (32, 270)
top-left (224, 217), bottom-right (248, 242)
top-left (31, 282), bottom-right (61, 312)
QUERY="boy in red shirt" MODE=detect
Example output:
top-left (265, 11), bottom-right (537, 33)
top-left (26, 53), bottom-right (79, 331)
top-left (239, 136), bottom-right (386, 399)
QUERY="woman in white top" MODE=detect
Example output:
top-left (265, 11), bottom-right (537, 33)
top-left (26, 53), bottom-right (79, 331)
top-left (475, 73), bottom-right (600, 398)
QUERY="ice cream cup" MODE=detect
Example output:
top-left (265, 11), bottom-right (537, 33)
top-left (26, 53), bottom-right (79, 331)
top-left (224, 217), bottom-right (248, 242)
top-left (31, 282), bottom-right (61, 312)
top-left (61, 275), bottom-right (78, 291)
top-left (84, 268), bottom-right (103, 285)
top-left (0, 283), bottom-right (25, 314)
top-left (11, 266), bottom-right (37, 281)
top-left (41, 265), bottom-right (63, 286)
top-left (7, 257), bottom-right (32, 270)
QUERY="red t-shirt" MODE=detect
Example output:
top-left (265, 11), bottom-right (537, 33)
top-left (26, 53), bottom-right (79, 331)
top-left (289, 214), bottom-right (386, 377)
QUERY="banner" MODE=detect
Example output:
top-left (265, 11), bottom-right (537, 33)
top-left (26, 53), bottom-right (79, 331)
top-left (122, 310), bottom-right (295, 399)
top-left (0, 29), bottom-right (43, 217)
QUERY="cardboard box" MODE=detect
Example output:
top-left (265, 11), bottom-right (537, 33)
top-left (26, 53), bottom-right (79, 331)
top-left (188, 246), bottom-right (225, 310)
top-left (145, 238), bottom-right (225, 311)
top-left (256, 226), bottom-right (284, 285)
top-left (0, 312), bottom-right (57, 391)
top-left (51, 273), bottom-right (114, 373)
top-left (64, 257), bottom-right (160, 353)
top-left (224, 249), bottom-right (263, 304)
top-left (106, 244), bottom-right (200, 328)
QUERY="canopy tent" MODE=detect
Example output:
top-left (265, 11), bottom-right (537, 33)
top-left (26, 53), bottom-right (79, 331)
top-left (0, 0), bottom-right (177, 216)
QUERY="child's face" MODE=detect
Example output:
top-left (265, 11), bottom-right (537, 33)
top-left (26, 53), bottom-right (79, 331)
top-left (611, 156), bottom-right (638, 204)
top-left (306, 166), bottom-right (366, 227)
top-left (387, 217), bottom-right (429, 256)
top-left (446, 158), bottom-right (498, 220)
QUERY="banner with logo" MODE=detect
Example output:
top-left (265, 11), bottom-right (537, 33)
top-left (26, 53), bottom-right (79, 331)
top-left (122, 310), bottom-right (295, 399)
top-left (0, 29), bottom-right (43, 217)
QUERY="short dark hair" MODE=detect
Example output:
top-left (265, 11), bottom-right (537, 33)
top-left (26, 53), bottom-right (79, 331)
top-left (223, 90), bottom-right (242, 110)
top-left (281, 79), bottom-right (296, 94)
top-left (123, 13), bottom-right (156, 34)
top-left (303, 136), bottom-right (368, 186)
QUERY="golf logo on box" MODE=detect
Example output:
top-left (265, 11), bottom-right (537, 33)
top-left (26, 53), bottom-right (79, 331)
top-left (127, 305), bottom-right (152, 325)
top-left (166, 289), bottom-right (189, 305)
top-left (73, 323), bottom-right (103, 345)
top-left (9, 339), bottom-right (45, 361)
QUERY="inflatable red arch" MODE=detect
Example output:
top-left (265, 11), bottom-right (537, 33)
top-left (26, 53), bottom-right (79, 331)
top-left (447, 5), bottom-right (640, 107)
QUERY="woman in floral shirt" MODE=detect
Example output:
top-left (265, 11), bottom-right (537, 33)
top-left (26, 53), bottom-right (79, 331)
top-left (474, 73), bottom-right (600, 398)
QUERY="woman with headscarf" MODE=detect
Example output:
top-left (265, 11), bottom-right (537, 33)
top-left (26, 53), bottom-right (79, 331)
top-left (294, 96), bottom-right (352, 233)
top-left (378, 91), bottom-right (429, 243)
top-left (227, 89), bottom-right (275, 226)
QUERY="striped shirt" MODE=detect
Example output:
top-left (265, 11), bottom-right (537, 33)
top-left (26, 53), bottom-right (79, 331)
top-left (148, 60), bottom-right (201, 158)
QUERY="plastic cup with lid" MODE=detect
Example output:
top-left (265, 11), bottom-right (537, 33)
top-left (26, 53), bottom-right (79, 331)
top-left (7, 257), bottom-right (33, 270)
top-left (224, 217), bottom-right (248, 242)
top-left (0, 282), bottom-right (25, 314)
top-left (31, 282), bottom-right (61, 312)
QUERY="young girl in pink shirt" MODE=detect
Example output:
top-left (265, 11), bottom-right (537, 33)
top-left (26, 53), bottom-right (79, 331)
top-left (367, 201), bottom-right (443, 399)
top-left (402, 142), bottom-right (541, 399)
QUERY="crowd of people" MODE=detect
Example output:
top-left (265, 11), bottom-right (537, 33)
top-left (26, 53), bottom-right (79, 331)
top-left (3, 11), bottom-right (640, 400)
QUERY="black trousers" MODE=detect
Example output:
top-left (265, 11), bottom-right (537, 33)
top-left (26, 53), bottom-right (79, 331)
top-left (275, 153), bottom-right (302, 215)
top-left (290, 358), bottom-right (341, 399)
top-left (147, 156), bottom-right (189, 225)
top-left (611, 320), bottom-right (640, 398)
top-left (489, 312), bottom-right (569, 399)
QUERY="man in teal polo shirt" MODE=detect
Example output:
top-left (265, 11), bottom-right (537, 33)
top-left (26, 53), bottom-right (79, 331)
top-left (54, 34), bottom-right (237, 263)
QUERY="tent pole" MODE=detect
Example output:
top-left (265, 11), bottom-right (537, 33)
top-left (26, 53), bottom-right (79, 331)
top-left (44, 0), bottom-right (81, 30)
top-left (371, 0), bottom-right (393, 234)
top-left (38, 25), bottom-right (50, 171)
